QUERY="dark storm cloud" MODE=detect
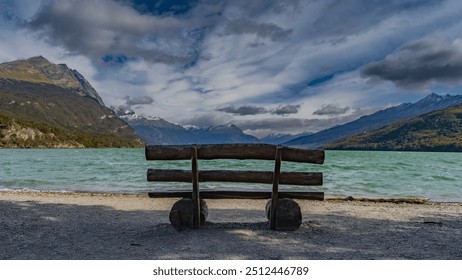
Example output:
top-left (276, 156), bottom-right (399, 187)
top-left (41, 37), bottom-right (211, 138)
top-left (25, 0), bottom-right (206, 65)
top-left (361, 38), bottom-right (462, 88)
top-left (23, 0), bottom-right (296, 66)
top-left (125, 95), bottom-right (153, 105)
top-left (313, 104), bottom-right (349, 116)
top-left (272, 104), bottom-right (300, 115)
top-left (217, 104), bottom-right (301, 116)
top-left (217, 105), bottom-right (267, 115)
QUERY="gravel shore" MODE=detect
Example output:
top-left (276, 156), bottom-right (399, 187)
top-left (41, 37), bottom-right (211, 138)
top-left (1, 191), bottom-right (461, 260)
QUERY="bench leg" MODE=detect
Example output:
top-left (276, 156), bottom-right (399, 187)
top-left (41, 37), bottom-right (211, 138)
top-left (265, 198), bottom-right (302, 231)
top-left (169, 197), bottom-right (208, 231)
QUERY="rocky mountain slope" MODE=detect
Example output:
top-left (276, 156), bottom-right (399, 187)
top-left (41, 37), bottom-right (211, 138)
top-left (0, 56), bottom-right (104, 105)
top-left (115, 108), bottom-right (260, 144)
top-left (285, 93), bottom-right (462, 148)
top-left (0, 57), bottom-right (142, 148)
top-left (324, 104), bottom-right (462, 151)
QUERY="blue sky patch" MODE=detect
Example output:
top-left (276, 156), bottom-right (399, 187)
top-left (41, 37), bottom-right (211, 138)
top-left (307, 73), bottom-right (336, 87)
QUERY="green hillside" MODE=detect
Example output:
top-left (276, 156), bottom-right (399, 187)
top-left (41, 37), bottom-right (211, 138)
top-left (0, 79), bottom-right (143, 148)
top-left (324, 105), bottom-right (462, 152)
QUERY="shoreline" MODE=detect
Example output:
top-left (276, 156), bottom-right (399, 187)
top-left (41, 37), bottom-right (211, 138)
top-left (0, 189), bottom-right (450, 203)
top-left (1, 190), bottom-right (461, 259)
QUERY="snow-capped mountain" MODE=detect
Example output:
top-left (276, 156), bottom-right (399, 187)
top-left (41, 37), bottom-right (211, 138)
top-left (285, 93), bottom-right (462, 148)
top-left (114, 108), bottom-right (260, 144)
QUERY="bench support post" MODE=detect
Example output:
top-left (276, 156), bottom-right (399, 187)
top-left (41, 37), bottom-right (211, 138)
top-left (191, 145), bottom-right (201, 229)
top-left (270, 146), bottom-right (282, 229)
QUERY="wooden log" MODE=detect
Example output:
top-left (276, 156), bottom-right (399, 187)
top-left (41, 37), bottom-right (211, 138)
top-left (169, 198), bottom-right (208, 231)
top-left (265, 198), bottom-right (302, 231)
top-left (147, 169), bottom-right (323, 186)
top-left (282, 147), bottom-right (324, 164)
top-left (148, 189), bottom-right (325, 200)
top-left (199, 144), bottom-right (277, 160)
top-left (145, 144), bottom-right (324, 164)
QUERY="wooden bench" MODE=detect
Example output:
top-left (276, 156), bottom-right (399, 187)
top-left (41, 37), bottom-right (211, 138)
top-left (146, 144), bottom-right (324, 231)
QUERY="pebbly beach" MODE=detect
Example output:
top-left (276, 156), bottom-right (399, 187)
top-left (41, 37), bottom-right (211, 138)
top-left (1, 191), bottom-right (461, 260)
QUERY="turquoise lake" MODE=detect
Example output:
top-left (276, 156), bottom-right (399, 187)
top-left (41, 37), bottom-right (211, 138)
top-left (0, 149), bottom-right (461, 202)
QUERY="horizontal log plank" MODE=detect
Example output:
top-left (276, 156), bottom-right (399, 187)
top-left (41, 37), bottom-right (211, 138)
top-left (145, 144), bottom-right (324, 164)
top-left (148, 189), bottom-right (324, 200)
top-left (147, 169), bottom-right (323, 186)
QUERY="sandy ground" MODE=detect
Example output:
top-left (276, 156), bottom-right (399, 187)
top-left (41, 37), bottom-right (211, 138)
top-left (1, 191), bottom-right (461, 260)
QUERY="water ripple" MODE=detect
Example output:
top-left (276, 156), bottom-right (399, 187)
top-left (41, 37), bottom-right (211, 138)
top-left (0, 149), bottom-right (461, 201)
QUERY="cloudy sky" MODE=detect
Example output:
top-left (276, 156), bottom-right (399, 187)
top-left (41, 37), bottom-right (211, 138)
top-left (2, 0), bottom-right (462, 137)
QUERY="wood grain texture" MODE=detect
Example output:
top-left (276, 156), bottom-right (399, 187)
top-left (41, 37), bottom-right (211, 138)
top-left (146, 144), bottom-right (324, 164)
top-left (147, 169), bottom-right (323, 186)
top-left (148, 189), bottom-right (324, 200)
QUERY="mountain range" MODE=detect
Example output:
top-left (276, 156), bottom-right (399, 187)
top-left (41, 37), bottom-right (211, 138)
top-left (106, 92), bottom-right (462, 147)
top-left (114, 108), bottom-right (260, 145)
top-left (2, 56), bottom-right (462, 150)
top-left (325, 104), bottom-right (462, 152)
top-left (284, 93), bottom-right (462, 148)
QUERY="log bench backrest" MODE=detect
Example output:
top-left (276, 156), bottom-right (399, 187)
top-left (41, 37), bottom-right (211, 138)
top-left (146, 144), bottom-right (324, 163)
top-left (145, 144), bottom-right (324, 229)
top-left (146, 144), bottom-right (324, 186)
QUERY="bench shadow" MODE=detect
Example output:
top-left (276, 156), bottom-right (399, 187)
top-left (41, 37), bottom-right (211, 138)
top-left (1, 199), bottom-right (461, 260)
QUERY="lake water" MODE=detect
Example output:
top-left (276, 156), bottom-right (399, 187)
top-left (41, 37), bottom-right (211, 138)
top-left (0, 149), bottom-right (461, 202)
